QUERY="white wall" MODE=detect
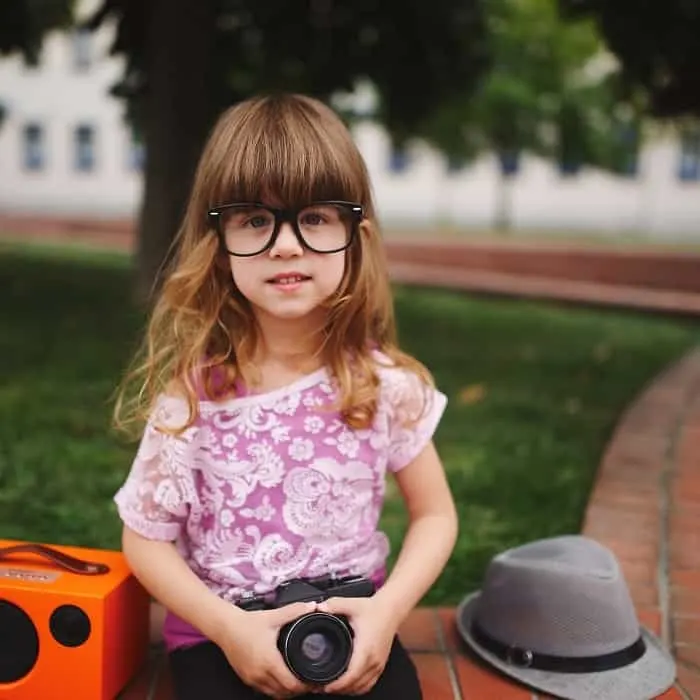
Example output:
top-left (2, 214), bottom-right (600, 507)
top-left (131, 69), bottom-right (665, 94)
top-left (1, 8), bottom-right (699, 240)
top-left (0, 4), bottom-right (142, 219)
top-left (353, 122), bottom-right (700, 240)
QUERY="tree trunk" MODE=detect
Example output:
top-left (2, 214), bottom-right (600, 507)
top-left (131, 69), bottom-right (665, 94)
top-left (494, 169), bottom-right (514, 233)
top-left (135, 0), bottom-right (218, 302)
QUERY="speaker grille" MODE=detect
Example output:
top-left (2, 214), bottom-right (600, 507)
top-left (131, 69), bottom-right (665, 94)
top-left (50, 604), bottom-right (91, 647)
top-left (0, 599), bottom-right (40, 683)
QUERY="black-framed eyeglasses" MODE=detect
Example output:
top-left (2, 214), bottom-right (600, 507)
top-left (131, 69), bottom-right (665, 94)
top-left (207, 200), bottom-right (364, 257)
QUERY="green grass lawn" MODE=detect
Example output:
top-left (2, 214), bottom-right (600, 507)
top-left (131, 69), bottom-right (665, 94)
top-left (1, 241), bottom-right (698, 605)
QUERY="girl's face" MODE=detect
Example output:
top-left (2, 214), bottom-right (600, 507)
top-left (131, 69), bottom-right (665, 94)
top-left (227, 210), bottom-right (347, 327)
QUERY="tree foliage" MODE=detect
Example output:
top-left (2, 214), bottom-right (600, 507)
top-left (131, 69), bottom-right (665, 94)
top-left (87, 0), bottom-right (489, 142)
top-left (419, 0), bottom-right (642, 176)
top-left (560, 0), bottom-right (700, 118)
top-left (0, 0), bottom-right (74, 64)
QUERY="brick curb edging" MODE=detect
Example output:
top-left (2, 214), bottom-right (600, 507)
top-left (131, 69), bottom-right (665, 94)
top-left (581, 347), bottom-right (700, 698)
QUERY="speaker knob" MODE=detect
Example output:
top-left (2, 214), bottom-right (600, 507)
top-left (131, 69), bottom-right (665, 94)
top-left (0, 599), bottom-right (40, 683)
top-left (50, 604), bottom-right (91, 647)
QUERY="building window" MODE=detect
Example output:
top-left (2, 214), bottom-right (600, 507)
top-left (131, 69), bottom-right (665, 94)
top-left (72, 28), bottom-right (92, 71)
top-left (388, 146), bottom-right (411, 174)
top-left (446, 154), bottom-right (467, 175)
top-left (74, 124), bottom-right (96, 171)
top-left (558, 159), bottom-right (582, 177)
top-left (678, 128), bottom-right (700, 182)
top-left (127, 130), bottom-right (145, 172)
top-left (498, 150), bottom-right (520, 177)
top-left (618, 123), bottom-right (640, 178)
top-left (23, 123), bottom-right (45, 171)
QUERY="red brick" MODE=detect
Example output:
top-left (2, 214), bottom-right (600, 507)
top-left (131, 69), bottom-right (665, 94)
top-left (673, 618), bottom-right (700, 646)
top-left (602, 538), bottom-right (659, 563)
top-left (412, 653), bottom-right (459, 700)
top-left (436, 606), bottom-right (464, 652)
top-left (655, 686), bottom-right (687, 699)
top-left (638, 608), bottom-right (663, 637)
top-left (670, 570), bottom-right (700, 588)
top-left (152, 658), bottom-right (175, 700)
top-left (676, 644), bottom-right (700, 669)
top-left (399, 607), bottom-right (441, 652)
top-left (618, 559), bottom-right (658, 586)
top-left (672, 586), bottom-right (700, 618)
top-left (628, 581), bottom-right (660, 608)
top-left (677, 665), bottom-right (700, 699)
top-left (669, 512), bottom-right (700, 538)
top-left (669, 543), bottom-right (700, 570)
top-left (118, 655), bottom-right (159, 700)
top-left (452, 652), bottom-right (533, 699)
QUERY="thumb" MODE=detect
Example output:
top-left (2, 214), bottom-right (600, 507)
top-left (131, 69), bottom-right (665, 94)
top-left (271, 601), bottom-right (317, 624)
top-left (316, 596), bottom-right (355, 615)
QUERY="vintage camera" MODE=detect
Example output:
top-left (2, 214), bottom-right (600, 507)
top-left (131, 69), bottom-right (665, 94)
top-left (236, 573), bottom-right (375, 685)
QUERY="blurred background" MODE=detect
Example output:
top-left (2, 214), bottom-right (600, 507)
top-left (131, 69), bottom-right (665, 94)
top-left (1, 0), bottom-right (699, 604)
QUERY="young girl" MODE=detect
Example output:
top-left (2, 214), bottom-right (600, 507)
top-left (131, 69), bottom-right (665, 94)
top-left (112, 93), bottom-right (458, 700)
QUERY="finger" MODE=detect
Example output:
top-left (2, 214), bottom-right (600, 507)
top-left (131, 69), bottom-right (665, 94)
top-left (249, 677), bottom-right (282, 698)
top-left (271, 601), bottom-right (317, 625)
top-left (322, 655), bottom-right (364, 694)
top-left (351, 668), bottom-right (383, 695)
top-left (269, 657), bottom-right (309, 696)
top-left (316, 595), bottom-right (356, 616)
top-left (261, 669), bottom-right (297, 699)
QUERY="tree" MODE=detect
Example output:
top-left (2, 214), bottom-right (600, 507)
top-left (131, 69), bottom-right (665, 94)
top-left (559, 0), bottom-right (700, 118)
top-left (76, 0), bottom-right (488, 298)
top-left (418, 0), bottom-right (642, 230)
top-left (0, 0), bottom-right (74, 64)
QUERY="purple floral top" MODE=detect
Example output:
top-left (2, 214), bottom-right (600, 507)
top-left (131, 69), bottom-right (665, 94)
top-left (113, 352), bottom-right (447, 650)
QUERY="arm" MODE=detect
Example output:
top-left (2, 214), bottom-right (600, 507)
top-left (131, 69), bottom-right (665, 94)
top-left (371, 439), bottom-right (458, 623)
top-left (319, 439), bottom-right (457, 695)
top-left (121, 525), bottom-right (242, 645)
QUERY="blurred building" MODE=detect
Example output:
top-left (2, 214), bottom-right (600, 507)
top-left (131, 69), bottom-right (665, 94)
top-left (1, 4), bottom-right (700, 240)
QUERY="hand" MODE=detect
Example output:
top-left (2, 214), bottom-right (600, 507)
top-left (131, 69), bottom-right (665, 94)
top-left (213, 601), bottom-right (317, 698)
top-left (316, 597), bottom-right (397, 695)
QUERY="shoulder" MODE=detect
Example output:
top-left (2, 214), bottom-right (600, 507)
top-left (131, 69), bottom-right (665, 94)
top-left (371, 350), bottom-right (443, 420)
top-left (147, 384), bottom-right (199, 435)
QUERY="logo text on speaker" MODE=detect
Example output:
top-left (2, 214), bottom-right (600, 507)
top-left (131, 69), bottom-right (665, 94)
top-left (0, 567), bottom-right (61, 583)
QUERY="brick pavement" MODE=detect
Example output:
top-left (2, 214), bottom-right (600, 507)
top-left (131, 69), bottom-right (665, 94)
top-left (2, 216), bottom-right (699, 697)
top-left (4, 214), bottom-right (700, 316)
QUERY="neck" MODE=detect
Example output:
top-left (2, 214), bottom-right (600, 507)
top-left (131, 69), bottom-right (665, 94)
top-left (253, 309), bottom-right (325, 370)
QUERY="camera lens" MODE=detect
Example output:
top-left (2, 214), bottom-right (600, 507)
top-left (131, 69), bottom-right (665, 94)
top-left (301, 632), bottom-right (334, 664)
top-left (279, 612), bottom-right (353, 684)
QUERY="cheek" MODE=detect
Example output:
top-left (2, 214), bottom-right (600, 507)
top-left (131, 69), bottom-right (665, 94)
top-left (229, 259), bottom-right (257, 297)
top-left (317, 253), bottom-right (346, 291)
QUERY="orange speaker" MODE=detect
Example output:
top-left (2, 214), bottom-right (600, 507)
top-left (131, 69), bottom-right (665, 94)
top-left (0, 539), bottom-right (151, 700)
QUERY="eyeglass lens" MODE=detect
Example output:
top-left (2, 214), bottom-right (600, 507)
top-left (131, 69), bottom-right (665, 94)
top-left (220, 204), bottom-right (354, 255)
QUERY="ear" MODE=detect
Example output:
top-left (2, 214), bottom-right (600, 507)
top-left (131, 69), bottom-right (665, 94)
top-left (358, 218), bottom-right (373, 239)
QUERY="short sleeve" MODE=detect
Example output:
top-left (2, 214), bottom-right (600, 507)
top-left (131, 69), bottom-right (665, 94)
top-left (381, 366), bottom-right (447, 473)
top-left (113, 395), bottom-right (199, 541)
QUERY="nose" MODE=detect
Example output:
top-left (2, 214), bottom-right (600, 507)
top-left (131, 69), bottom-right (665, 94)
top-left (269, 221), bottom-right (303, 258)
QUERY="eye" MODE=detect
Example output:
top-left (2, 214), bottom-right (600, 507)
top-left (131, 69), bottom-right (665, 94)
top-left (247, 214), bottom-right (271, 228)
top-left (300, 206), bottom-right (339, 226)
top-left (300, 212), bottom-right (325, 226)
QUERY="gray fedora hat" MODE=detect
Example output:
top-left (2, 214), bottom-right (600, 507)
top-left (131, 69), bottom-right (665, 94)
top-left (455, 535), bottom-right (676, 700)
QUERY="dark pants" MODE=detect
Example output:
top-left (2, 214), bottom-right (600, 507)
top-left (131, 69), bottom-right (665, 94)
top-left (168, 636), bottom-right (422, 700)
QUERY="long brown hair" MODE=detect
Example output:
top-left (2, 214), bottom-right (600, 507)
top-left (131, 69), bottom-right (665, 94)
top-left (113, 93), bottom-right (433, 438)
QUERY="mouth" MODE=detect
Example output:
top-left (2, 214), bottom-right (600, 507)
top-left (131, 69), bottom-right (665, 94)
top-left (266, 273), bottom-right (312, 285)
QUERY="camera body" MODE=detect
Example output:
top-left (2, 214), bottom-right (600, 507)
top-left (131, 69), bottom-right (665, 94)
top-left (236, 573), bottom-right (375, 685)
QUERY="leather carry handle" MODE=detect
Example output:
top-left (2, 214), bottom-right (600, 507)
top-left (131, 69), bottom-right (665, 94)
top-left (0, 543), bottom-right (110, 575)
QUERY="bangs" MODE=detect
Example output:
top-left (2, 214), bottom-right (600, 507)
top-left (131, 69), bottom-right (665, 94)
top-left (208, 95), bottom-right (366, 209)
